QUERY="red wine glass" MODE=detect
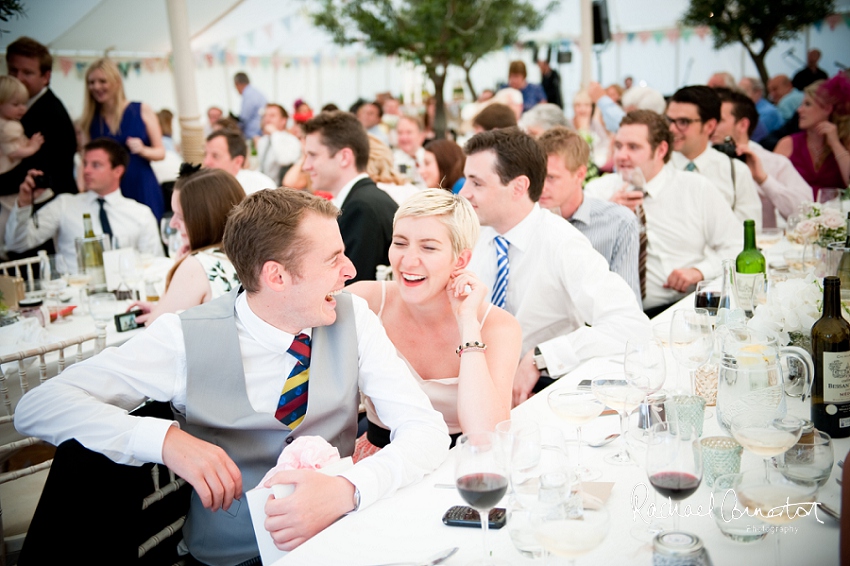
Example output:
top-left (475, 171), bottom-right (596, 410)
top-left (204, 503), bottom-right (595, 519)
top-left (645, 421), bottom-right (703, 531)
top-left (456, 432), bottom-right (510, 566)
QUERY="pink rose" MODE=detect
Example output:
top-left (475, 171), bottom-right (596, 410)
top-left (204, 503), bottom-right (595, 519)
top-left (257, 436), bottom-right (340, 487)
top-left (795, 219), bottom-right (817, 240)
top-left (821, 213), bottom-right (844, 230)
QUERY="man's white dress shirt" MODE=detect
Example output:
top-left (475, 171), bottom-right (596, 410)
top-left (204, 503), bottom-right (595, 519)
top-left (257, 130), bottom-right (301, 183)
top-left (15, 291), bottom-right (449, 511)
top-left (5, 189), bottom-right (163, 272)
top-left (235, 168), bottom-right (277, 195)
top-left (671, 147), bottom-right (763, 230)
top-left (468, 204), bottom-right (651, 377)
top-left (392, 147), bottom-right (426, 187)
top-left (585, 166), bottom-right (742, 309)
top-left (747, 141), bottom-right (813, 228)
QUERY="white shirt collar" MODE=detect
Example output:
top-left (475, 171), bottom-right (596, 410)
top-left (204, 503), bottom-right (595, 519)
top-left (644, 164), bottom-right (673, 199)
top-left (26, 86), bottom-right (48, 110)
top-left (497, 203), bottom-right (542, 253)
top-left (332, 173), bottom-right (370, 208)
top-left (235, 291), bottom-right (312, 355)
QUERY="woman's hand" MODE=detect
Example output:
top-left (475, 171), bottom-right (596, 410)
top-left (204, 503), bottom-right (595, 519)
top-left (128, 300), bottom-right (153, 324)
top-left (815, 121), bottom-right (842, 150)
top-left (446, 269), bottom-right (487, 325)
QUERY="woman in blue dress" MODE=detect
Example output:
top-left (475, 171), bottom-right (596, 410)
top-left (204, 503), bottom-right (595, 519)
top-left (81, 58), bottom-right (166, 220)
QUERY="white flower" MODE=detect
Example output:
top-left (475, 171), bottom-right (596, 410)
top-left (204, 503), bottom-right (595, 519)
top-left (748, 274), bottom-right (821, 345)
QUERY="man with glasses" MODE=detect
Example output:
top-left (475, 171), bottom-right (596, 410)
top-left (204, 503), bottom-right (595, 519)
top-left (666, 86), bottom-right (762, 229)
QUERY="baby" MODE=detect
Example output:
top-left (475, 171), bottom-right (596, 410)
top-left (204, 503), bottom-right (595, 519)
top-left (0, 75), bottom-right (44, 174)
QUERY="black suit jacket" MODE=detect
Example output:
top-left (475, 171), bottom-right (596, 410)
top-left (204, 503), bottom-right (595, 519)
top-left (338, 176), bottom-right (398, 284)
top-left (0, 88), bottom-right (77, 196)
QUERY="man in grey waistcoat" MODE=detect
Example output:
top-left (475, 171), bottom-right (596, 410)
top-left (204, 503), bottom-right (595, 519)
top-left (15, 189), bottom-right (450, 565)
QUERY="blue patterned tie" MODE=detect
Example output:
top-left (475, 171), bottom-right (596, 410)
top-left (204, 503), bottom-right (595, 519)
top-left (685, 161), bottom-right (697, 172)
top-left (275, 333), bottom-right (311, 429)
top-left (492, 235), bottom-right (510, 309)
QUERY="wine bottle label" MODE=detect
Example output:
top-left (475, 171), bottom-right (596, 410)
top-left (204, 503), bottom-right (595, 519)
top-left (822, 351), bottom-right (850, 404)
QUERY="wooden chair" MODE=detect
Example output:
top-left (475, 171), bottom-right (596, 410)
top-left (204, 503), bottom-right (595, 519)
top-left (0, 252), bottom-right (47, 294)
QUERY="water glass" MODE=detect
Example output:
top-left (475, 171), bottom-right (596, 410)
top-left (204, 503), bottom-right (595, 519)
top-left (775, 429), bottom-right (834, 488)
top-left (711, 473), bottom-right (769, 543)
top-left (700, 436), bottom-right (743, 488)
top-left (665, 395), bottom-right (706, 437)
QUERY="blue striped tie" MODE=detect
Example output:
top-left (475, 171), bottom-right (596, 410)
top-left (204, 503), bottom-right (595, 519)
top-left (492, 235), bottom-right (510, 309)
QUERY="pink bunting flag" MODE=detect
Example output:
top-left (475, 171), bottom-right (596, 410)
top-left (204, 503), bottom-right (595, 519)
top-left (612, 32), bottom-right (625, 44)
top-left (666, 29), bottom-right (681, 42)
top-left (59, 57), bottom-right (73, 77)
top-left (638, 31), bottom-right (652, 43)
top-left (826, 14), bottom-right (842, 30)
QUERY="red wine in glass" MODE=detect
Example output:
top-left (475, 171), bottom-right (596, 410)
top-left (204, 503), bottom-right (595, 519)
top-left (694, 290), bottom-right (721, 316)
top-left (456, 472), bottom-right (509, 510)
top-left (649, 471), bottom-right (701, 500)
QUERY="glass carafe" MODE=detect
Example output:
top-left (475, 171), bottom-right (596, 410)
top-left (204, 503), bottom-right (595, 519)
top-left (716, 326), bottom-right (814, 433)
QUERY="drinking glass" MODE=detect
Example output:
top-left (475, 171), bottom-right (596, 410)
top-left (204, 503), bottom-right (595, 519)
top-left (730, 412), bottom-right (804, 480)
top-left (669, 308), bottom-right (713, 394)
top-left (532, 493), bottom-right (609, 566)
top-left (731, 270), bottom-right (767, 317)
top-left (624, 338), bottom-right (666, 396)
top-left (694, 280), bottom-right (721, 318)
top-left (817, 187), bottom-right (845, 209)
top-left (645, 421), bottom-right (702, 531)
top-left (775, 429), bottom-right (834, 488)
top-left (456, 432), bottom-right (510, 566)
top-left (118, 250), bottom-right (142, 300)
top-left (733, 467), bottom-right (818, 566)
top-left (160, 215), bottom-right (176, 246)
top-left (40, 254), bottom-right (68, 319)
top-left (591, 373), bottom-right (644, 465)
top-left (548, 390), bottom-right (604, 481)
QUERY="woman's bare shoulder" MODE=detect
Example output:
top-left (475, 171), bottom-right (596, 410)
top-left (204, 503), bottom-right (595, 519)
top-left (346, 280), bottom-right (384, 313)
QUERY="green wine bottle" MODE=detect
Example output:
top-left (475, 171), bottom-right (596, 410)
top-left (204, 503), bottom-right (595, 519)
top-left (82, 213), bottom-right (106, 291)
top-left (735, 219), bottom-right (765, 274)
top-left (811, 276), bottom-right (850, 437)
top-left (836, 212), bottom-right (850, 290)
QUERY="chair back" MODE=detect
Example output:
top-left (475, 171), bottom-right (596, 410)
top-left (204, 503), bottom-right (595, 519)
top-left (0, 251), bottom-right (47, 294)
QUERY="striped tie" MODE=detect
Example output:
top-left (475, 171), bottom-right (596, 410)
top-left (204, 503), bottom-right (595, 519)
top-left (635, 204), bottom-right (648, 300)
top-left (685, 161), bottom-right (697, 172)
top-left (275, 333), bottom-right (311, 429)
top-left (492, 235), bottom-right (510, 309)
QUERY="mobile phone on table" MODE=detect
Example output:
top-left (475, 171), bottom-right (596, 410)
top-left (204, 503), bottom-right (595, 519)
top-left (577, 379), bottom-right (592, 391)
top-left (442, 505), bottom-right (506, 529)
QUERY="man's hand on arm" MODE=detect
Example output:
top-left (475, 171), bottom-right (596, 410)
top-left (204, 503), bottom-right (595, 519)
top-left (737, 144), bottom-right (767, 185)
top-left (512, 349), bottom-right (540, 408)
top-left (263, 471), bottom-right (356, 551)
top-left (161, 426), bottom-right (242, 512)
top-left (664, 268), bottom-right (704, 293)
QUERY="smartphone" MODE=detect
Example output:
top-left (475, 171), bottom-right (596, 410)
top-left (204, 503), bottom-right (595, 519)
top-left (442, 505), bottom-right (506, 529)
top-left (577, 379), bottom-right (592, 391)
top-left (115, 309), bottom-right (143, 332)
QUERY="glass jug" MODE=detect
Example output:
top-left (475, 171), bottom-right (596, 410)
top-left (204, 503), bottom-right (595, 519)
top-left (716, 326), bottom-right (813, 433)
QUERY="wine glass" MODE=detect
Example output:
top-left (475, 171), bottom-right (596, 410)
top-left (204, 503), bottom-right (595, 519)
top-left (733, 467), bottom-right (818, 566)
top-left (591, 373), bottom-right (645, 465)
top-left (118, 251), bottom-right (142, 300)
top-left (775, 429), bottom-right (834, 488)
top-left (817, 187), bottom-right (845, 209)
top-left (731, 412), bottom-right (804, 480)
top-left (456, 432), bottom-right (510, 566)
top-left (40, 254), bottom-right (69, 321)
top-left (160, 214), bottom-right (176, 247)
top-left (669, 308), bottom-right (713, 394)
top-left (646, 421), bottom-right (702, 532)
top-left (532, 493), bottom-right (609, 565)
top-left (694, 280), bottom-right (721, 319)
top-left (624, 338), bottom-right (666, 397)
top-left (548, 390), bottom-right (604, 481)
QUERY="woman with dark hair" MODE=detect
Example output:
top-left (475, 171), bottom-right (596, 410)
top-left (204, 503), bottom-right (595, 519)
top-left (418, 139), bottom-right (466, 193)
top-left (775, 75), bottom-right (850, 198)
top-left (129, 167), bottom-right (245, 324)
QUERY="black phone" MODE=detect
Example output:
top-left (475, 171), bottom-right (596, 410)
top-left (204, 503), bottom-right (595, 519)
top-left (577, 379), bottom-right (592, 390)
top-left (442, 505), bottom-right (506, 529)
top-left (115, 309), bottom-right (143, 332)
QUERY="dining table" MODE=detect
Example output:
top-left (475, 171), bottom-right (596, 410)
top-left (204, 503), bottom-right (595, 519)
top-left (274, 291), bottom-right (846, 566)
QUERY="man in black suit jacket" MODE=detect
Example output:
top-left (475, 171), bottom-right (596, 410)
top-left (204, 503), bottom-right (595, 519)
top-left (302, 111), bottom-right (397, 283)
top-left (2, 37), bottom-right (77, 198)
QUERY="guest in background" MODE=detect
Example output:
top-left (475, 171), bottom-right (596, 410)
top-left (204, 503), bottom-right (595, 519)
top-left (621, 86), bottom-right (668, 114)
top-left (367, 135), bottom-right (418, 205)
top-left (767, 74), bottom-right (805, 123)
top-left (775, 75), bottom-right (850, 198)
top-left (130, 167), bottom-right (245, 325)
top-left (537, 58), bottom-right (563, 109)
top-left (418, 139), bottom-right (466, 193)
top-left (707, 72), bottom-right (737, 89)
top-left (507, 60), bottom-right (547, 113)
top-left (606, 84), bottom-right (624, 106)
top-left (739, 76), bottom-right (784, 140)
top-left (233, 72), bottom-right (266, 141)
top-left (624, 76), bottom-right (634, 90)
top-left (587, 81), bottom-right (625, 133)
top-left (151, 109), bottom-right (182, 186)
top-left (472, 103), bottom-right (517, 133)
top-left (392, 115), bottom-right (426, 186)
top-left (203, 130), bottom-right (276, 195)
top-left (356, 101), bottom-right (390, 146)
top-left (349, 189), bottom-right (520, 458)
top-left (712, 89), bottom-right (812, 228)
top-left (0, 76), bottom-right (43, 174)
top-left (793, 49), bottom-right (829, 91)
top-left (204, 106), bottom-right (223, 137)
top-left (257, 103), bottom-right (301, 184)
top-left (157, 108), bottom-right (177, 153)
top-left (292, 98), bottom-right (314, 124)
top-left (570, 90), bottom-right (612, 168)
top-left (82, 58), bottom-right (165, 220)
top-left (519, 103), bottom-right (569, 138)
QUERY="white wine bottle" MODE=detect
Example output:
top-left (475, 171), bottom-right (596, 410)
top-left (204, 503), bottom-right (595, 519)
top-left (811, 276), bottom-right (850, 438)
top-left (82, 213), bottom-right (106, 291)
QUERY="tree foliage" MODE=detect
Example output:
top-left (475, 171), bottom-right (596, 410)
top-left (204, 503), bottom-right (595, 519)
top-left (681, 0), bottom-right (835, 86)
top-left (0, 0), bottom-right (25, 35)
top-left (311, 0), bottom-right (553, 138)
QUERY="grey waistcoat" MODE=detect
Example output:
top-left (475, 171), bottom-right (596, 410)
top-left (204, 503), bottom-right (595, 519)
top-left (176, 289), bottom-right (360, 566)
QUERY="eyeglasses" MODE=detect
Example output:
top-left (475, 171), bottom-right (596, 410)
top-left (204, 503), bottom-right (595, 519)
top-left (665, 116), bottom-right (702, 129)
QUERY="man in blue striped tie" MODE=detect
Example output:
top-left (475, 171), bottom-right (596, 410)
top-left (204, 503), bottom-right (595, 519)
top-left (15, 189), bottom-right (449, 565)
top-left (460, 128), bottom-right (651, 407)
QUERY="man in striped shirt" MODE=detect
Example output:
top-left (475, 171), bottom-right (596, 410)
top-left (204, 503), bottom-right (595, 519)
top-left (537, 127), bottom-right (642, 306)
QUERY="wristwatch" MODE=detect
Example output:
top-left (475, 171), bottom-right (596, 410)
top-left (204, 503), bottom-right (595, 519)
top-left (532, 347), bottom-right (547, 371)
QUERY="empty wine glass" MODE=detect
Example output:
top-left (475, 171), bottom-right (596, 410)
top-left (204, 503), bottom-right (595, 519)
top-left (730, 412), bottom-right (804, 480)
top-left (624, 338), bottom-right (666, 396)
top-left (160, 214), bottom-right (176, 247)
top-left (646, 421), bottom-right (702, 532)
top-left (669, 308), bottom-right (713, 394)
top-left (118, 251), bottom-right (142, 300)
top-left (456, 432), bottom-right (510, 566)
top-left (532, 493), bottom-right (609, 565)
top-left (591, 373), bottom-right (645, 465)
top-left (548, 390), bottom-right (604, 481)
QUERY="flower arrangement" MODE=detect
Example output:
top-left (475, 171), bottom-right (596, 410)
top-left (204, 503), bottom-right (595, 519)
top-left (748, 273), bottom-right (822, 346)
top-left (786, 203), bottom-right (846, 247)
